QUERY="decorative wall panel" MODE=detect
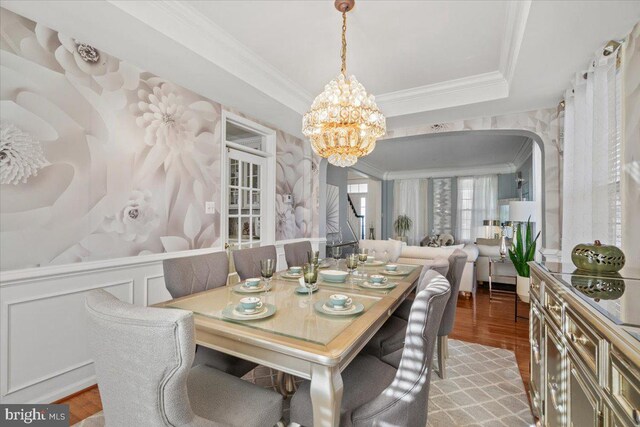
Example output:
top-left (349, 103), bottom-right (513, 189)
top-left (432, 178), bottom-right (453, 235)
top-left (325, 184), bottom-right (340, 234)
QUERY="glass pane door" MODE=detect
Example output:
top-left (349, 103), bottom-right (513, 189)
top-left (227, 149), bottom-right (265, 252)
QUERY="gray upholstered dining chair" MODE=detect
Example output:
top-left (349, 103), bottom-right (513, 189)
top-left (232, 245), bottom-right (277, 280)
top-left (163, 252), bottom-right (256, 377)
top-left (283, 240), bottom-right (312, 268)
top-left (392, 257), bottom-right (449, 321)
top-left (86, 289), bottom-right (283, 427)
top-left (362, 249), bottom-right (467, 379)
top-left (435, 248), bottom-right (468, 378)
top-left (290, 270), bottom-right (450, 427)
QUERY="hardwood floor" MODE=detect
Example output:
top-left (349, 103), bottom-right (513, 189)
top-left (58, 284), bottom-right (530, 425)
top-left (452, 285), bottom-right (531, 392)
top-left (55, 384), bottom-right (102, 426)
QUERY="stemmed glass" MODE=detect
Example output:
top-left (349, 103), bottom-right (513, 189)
top-left (307, 250), bottom-right (320, 267)
top-left (260, 259), bottom-right (275, 291)
top-left (346, 254), bottom-right (358, 283)
top-left (331, 246), bottom-right (342, 267)
top-left (302, 263), bottom-right (318, 297)
top-left (357, 248), bottom-right (368, 273)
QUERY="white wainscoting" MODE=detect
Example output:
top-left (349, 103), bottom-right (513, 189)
top-left (0, 238), bottom-right (324, 404)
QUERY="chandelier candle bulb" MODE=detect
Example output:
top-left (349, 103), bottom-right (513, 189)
top-left (302, 0), bottom-right (386, 167)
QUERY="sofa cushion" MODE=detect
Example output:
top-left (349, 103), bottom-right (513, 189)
top-left (398, 243), bottom-right (478, 264)
top-left (476, 237), bottom-right (512, 246)
top-left (399, 245), bottom-right (461, 260)
top-left (476, 244), bottom-right (501, 257)
top-left (359, 240), bottom-right (403, 262)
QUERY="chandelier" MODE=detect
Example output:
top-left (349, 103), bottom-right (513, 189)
top-left (302, 0), bottom-right (386, 167)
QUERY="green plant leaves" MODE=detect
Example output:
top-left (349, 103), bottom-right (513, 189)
top-left (509, 217), bottom-right (540, 277)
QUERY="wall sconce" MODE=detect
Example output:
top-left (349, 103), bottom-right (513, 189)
top-left (283, 194), bottom-right (293, 205)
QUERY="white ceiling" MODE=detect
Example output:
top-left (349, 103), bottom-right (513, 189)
top-left (3, 0), bottom-right (640, 140)
top-left (363, 132), bottom-right (532, 178)
top-left (189, 0), bottom-right (506, 95)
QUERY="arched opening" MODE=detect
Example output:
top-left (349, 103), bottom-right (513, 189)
top-left (317, 128), bottom-right (549, 248)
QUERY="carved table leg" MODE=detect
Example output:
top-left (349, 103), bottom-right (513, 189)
top-left (310, 364), bottom-right (343, 427)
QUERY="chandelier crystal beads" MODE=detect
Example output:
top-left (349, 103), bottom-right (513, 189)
top-left (302, 0), bottom-right (385, 167)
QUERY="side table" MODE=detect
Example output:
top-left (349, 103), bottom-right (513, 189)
top-left (489, 257), bottom-right (528, 322)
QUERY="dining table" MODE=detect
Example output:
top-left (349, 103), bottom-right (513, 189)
top-left (156, 260), bottom-right (421, 427)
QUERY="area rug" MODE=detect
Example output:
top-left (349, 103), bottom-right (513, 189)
top-left (72, 339), bottom-right (533, 426)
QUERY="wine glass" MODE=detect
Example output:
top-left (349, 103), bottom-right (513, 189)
top-left (302, 263), bottom-right (318, 297)
top-left (357, 248), bottom-right (368, 272)
top-left (260, 259), bottom-right (275, 290)
top-left (346, 254), bottom-right (358, 282)
top-left (307, 250), bottom-right (320, 267)
top-left (383, 250), bottom-right (389, 264)
top-left (331, 246), bottom-right (342, 266)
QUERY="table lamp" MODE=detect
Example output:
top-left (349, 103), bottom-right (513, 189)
top-left (509, 201), bottom-right (536, 223)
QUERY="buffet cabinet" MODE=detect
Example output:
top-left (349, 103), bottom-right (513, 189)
top-left (529, 262), bottom-right (640, 427)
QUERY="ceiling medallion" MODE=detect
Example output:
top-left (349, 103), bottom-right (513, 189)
top-left (302, 0), bottom-right (386, 167)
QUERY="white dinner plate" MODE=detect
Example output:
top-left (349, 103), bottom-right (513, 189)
top-left (357, 281), bottom-right (397, 290)
top-left (232, 282), bottom-right (271, 293)
top-left (314, 301), bottom-right (364, 316)
top-left (222, 303), bottom-right (276, 321)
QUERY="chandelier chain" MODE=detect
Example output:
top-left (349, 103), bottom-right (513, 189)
top-left (341, 10), bottom-right (347, 75)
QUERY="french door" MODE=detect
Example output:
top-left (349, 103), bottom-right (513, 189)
top-left (226, 148), bottom-right (266, 251)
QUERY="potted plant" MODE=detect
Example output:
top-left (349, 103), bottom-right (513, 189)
top-left (394, 215), bottom-right (412, 243)
top-left (508, 217), bottom-right (540, 303)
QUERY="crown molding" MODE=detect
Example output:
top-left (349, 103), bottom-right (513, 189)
top-left (350, 158), bottom-right (386, 180)
top-left (376, 71), bottom-right (509, 118)
top-left (375, 1), bottom-right (530, 118)
top-left (108, 0), bottom-right (530, 121)
top-left (512, 137), bottom-right (533, 169)
top-left (499, 0), bottom-right (531, 87)
top-left (383, 163), bottom-right (516, 181)
top-left (107, 0), bottom-right (312, 115)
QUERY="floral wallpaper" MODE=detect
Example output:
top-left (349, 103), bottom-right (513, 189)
top-left (0, 8), bottom-right (318, 271)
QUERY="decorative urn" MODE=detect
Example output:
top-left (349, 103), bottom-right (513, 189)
top-left (571, 240), bottom-right (625, 273)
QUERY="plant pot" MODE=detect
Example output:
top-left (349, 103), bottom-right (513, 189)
top-left (516, 275), bottom-right (530, 303)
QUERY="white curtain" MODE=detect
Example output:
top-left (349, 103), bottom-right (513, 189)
top-left (471, 175), bottom-right (498, 241)
top-left (562, 45), bottom-right (621, 261)
top-left (393, 179), bottom-right (428, 246)
top-left (456, 175), bottom-right (498, 243)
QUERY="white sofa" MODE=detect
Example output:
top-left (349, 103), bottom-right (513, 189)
top-left (397, 244), bottom-right (479, 294)
top-left (358, 239), bottom-right (403, 262)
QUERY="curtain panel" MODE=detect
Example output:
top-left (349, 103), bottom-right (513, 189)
top-left (456, 175), bottom-right (498, 243)
top-left (561, 44), bottom-right (622, 261)
top-left (393, 179), bottom-right (428, 246)
top-left (472, 175), bottom-right (499, 241)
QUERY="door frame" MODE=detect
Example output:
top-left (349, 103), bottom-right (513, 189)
top-left (220, 110), bottom-right (276, 247)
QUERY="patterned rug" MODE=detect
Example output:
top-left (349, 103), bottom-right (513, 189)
top-left (73, 340), bottom-right (533, 426)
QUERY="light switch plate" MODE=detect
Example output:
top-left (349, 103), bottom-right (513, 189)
top-left (205, 202), bottom-right (216, 214)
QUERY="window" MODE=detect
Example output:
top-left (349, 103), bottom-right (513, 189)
top-left (458, 177), bottom-right (474, 241)
top-left (347, 183), bottom-right (368, 193)
top-left (348, 182), bottom-right (368, 239)
top-left (359, 196), bottom-right (366, 239)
